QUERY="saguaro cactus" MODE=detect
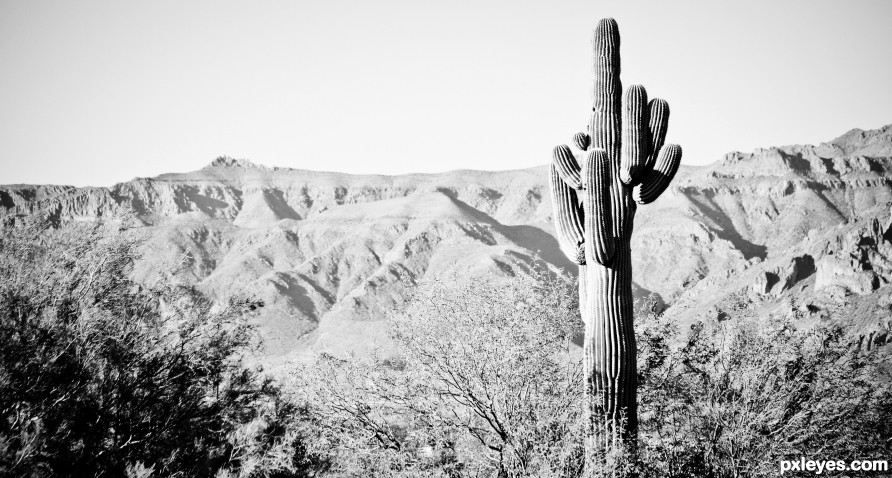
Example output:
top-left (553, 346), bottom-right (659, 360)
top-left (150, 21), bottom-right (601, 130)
top-left (549, 18), bottom-right (682, 456)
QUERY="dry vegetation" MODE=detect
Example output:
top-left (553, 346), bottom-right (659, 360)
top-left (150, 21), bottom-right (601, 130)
top-left (0, 222), bottom-right (321, 477)
top-left (1, 223), bottom-right (889, 477)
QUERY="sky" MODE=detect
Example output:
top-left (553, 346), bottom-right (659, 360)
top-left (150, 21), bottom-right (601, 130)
top-left (1, 0), bottom-right (890, 187)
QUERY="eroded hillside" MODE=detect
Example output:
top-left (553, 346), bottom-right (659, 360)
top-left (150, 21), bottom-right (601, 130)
top-left (3, 124), bottom-right (891, 362)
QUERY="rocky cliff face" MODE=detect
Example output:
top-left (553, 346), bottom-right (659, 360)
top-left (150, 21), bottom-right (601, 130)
top-left (3, 124), bottom-right (892, 362)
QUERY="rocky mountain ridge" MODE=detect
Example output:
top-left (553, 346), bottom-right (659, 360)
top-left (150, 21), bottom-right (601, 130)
top-left (3, 124), bottom-right (891, 362)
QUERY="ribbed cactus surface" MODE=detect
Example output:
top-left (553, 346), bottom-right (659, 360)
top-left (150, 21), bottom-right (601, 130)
top-left (549, 17), bottom-right (683, 458)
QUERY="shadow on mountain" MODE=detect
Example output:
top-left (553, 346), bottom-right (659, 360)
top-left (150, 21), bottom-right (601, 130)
top-left (794, 254), bottom-right (816, 280)
top-left (434, 188), bottom-right (576, 271)
top-left (685, 192), bottom-right (768, 260)
top-left (498, 224), bottom-right (577, 271)
top-left (179, 185), bottom-right (233, 215)
top-left (264, 189), bottom-right (302, 221)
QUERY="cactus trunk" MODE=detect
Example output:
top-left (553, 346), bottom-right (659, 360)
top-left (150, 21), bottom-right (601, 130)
top-left (582, 243), bottom-right (637, 457)
top-left (548, 17), bottom-right (683, 464)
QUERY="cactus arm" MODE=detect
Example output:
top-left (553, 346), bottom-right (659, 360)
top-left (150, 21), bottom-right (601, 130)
top-left (632, 144), bottom-right (683, 205)
top-left (590, 18), bottom-right (625, 239)
top-left (574, 132), bottom-right (591, 151)
top-left (582, 149), bottom-right (615, 265)
top-left (646, 98), bottom-right (670, 171)
top-left (549, 19), bottom-right (682, 459)
top-left (620, 85), bottom-right (650, 186)
top-left (553, 145), bottom-right (583, 190)
top-left (549, 164), bottom-right (587, 264)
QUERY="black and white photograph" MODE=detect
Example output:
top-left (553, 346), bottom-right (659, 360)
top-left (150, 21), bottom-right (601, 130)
top-left (1, 1), bottom-right (890, 476)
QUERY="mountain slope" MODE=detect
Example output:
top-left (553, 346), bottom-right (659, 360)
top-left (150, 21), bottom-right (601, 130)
top-left (3, 124), bottom-right (891, 362)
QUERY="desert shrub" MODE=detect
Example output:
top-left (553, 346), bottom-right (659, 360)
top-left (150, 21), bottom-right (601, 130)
top-left (294, 271), bottom-right (587, 477)
top-left (0, 221), bottom-right (320, 478)
top-left (296, 273), bottom-right (891, 477)
top-left (635, 310), bottom-right (892, 477)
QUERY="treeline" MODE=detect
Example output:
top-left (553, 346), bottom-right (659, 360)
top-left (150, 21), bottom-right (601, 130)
top-left (1, 223), bottom-right (889, 477)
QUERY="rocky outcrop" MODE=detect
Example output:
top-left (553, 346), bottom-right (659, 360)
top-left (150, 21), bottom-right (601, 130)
top-left (3, 126), bottom-right (892, 361)
top-left (815, 255), bottom-right (879, 295)
top-left (813, 217), bottom-right (892, 295)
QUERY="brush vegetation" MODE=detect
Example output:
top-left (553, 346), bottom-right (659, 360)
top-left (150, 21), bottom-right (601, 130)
top-left (0, 223), bottom-right (888, 477)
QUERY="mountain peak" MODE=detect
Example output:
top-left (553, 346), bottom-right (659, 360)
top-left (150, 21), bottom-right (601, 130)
top-left (206, 156), bottom-right (268, 169)
top-left (826, 124), bottom-right (892, 156)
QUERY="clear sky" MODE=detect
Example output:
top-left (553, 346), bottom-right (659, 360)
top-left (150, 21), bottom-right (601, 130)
top-left (1, 0), bottom-right (890, 187)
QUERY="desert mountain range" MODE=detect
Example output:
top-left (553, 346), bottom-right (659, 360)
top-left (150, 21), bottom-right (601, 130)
top-left (3, 124), bottom-right (892, 364)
